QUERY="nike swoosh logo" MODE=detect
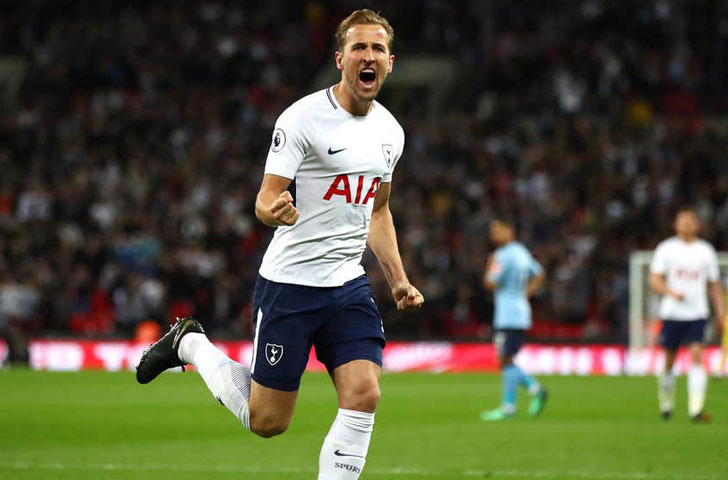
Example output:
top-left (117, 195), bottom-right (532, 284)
top-left (334, 450), bottom-right (366, 459)
top-left (172, 319), bottom-right (196, 349)
top-left (328, 147), bottom-right (347, 155)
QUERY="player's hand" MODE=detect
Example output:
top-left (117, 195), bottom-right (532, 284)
top-left (669, 290), bottom-right (685, 301)
top-left (270, 191), bottom-right (299, 226)
top-left (392, 282), bottom-right (424, 311)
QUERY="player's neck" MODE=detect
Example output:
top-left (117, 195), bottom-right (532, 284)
top-left (678, 234), bottom-right (697, 243)
top-left (333, 82), bottom-right (373, 116)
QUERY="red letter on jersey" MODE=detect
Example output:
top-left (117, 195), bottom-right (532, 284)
top-left (361, 178), bottom-right (381, 205)
top-left (323, 175), bottom-right (352, 203)
top-left (354, 175), bottom-right (364, 204)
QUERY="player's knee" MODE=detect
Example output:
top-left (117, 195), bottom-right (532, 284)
top-left (249, 411), bottom-right (289, 438)
top-left (689, 344), bottom-right (703, 363)
top-left (340, 382), bottom-right (381, 412)
top-left (664, 349), bottom-right (677, 368)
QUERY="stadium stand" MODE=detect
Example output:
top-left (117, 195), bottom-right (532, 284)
top-left (0, 0), bottom-right (726, 344)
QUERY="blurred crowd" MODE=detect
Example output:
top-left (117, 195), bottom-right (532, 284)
top-left (1, 0), bottom-right (727, 343)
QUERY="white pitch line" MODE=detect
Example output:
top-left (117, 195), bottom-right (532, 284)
top-left (0, 461), bottom-right (722, 480)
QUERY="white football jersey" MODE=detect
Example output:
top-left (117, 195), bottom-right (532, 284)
top-left (259, 86), bottom-right (404, 287)
top-left (650, 236), bottom-right (720, 320)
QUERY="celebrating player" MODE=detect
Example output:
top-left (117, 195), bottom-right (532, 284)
top-left (135, 9), bottom-right (423, 480)
top-left (649, 208), bottom-right (725, 422)
top-left (480, 219), bottom-right (547, 421)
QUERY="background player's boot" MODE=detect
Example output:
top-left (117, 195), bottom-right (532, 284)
top-left (479, 408), bottom-right (514, 421)
top-left (528, 388), bottom-right (548, 418)
top-left (136, 317), bottom-right (205, 384)
top-left (691, 411), bottom-right (712, 423)
top-left (660, 410), bottom-right (672, 421)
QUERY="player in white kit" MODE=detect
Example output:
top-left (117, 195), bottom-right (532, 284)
top-left (135, 9), bottom-right (424, 479)
top-left (650, 208), bottom-right (725, 422)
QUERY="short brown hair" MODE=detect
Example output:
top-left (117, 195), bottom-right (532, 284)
top-left (336, 9), bottom-right (394, 52)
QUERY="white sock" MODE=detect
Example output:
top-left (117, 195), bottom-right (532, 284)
top-left (657, 372), bottom-right (675, 413)
top-left (687, 365), bottom-right (707, 417)
top-left (318, 409), bottom-right (374, 480)
top-left (179, 333), bottom-right (251, 429)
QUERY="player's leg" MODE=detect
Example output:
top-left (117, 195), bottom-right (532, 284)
top-left (177, 329), bottom-right (254, 428)
top-left (481, 329), bottom-right (545, 420)
top-left (500, 354), bottom-right (519, 416)
top-left (248, 381), bottom-right (298, 437)
top-left (657, 320), bottom-right (679, 419)
top-left (658, 348), bottom-right (677, 419)
top-left (318, 358), bottom-right (381, 480)
top-left (313, 275), bottom-right (385, 480)
top-left (135, 317), bottom-right (259, 430)
top-left (481, 331), bottom-right (514, 420)
top-left (685, 319), bottom-right (709, 421)
top-left (175, 326), bottom-right (300, 437)
top-left (137, 275), bottom-right (314, 437)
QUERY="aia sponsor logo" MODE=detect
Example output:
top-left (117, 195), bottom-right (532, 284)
top-left (323, 175), bottom-right (381, 205)
top-left (675, 269), bottom-right (700, 281)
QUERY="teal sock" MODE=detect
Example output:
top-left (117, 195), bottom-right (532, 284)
top-left (502, 365), bottom-right (519, 413)
top-left (515, 365), bottom-right (540, 394)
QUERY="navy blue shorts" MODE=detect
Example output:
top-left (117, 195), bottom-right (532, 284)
top-left (493, 329), bottom-right (526, 358)
top-left (251, 274), bottom-right (386, 391)
top-left (659, 319), bottom-right (707, 350)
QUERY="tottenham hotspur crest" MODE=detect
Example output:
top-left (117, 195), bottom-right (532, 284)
top-left (265, 343), bottom-right (283, 366)
top-left (381, 144), bottom-right (393, 168)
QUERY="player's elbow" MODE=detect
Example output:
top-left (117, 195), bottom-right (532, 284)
top-left (648, 275), bottom-right (661, 292)
top-left (254, 198), bottom-right (266, 223)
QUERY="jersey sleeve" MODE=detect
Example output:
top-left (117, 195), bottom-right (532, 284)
top-left (487, 251), bottom-right (507, 284)
top-left (706, 245), bottom-right (720, 282)
top-left (650, 243), bottom-right (668, 275)
top-left (264, 106), bottom-right (311, 180)
top-left (529, 255), bottom-right (543, 278)
top-left (382, 123), bottom-right (404, 183)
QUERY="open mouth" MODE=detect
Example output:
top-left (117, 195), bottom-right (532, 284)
top-left (359, 68), bottom-right (376, 87)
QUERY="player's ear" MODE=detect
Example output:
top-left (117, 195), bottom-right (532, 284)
top-left (387, 54), bottom-right (395, 74)
top-left (335, 51), bottom-right (344, 71)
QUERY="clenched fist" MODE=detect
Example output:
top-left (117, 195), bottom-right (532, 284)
top-left (270, 191), bottom-right (299, 226)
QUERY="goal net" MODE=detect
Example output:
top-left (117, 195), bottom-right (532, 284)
top-left (628, 250), bottom-right (728, 351)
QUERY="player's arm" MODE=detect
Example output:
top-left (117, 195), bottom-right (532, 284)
top-left (526, 271), bottom-right (545, 298)
top-left (255, 174), bottom-right (299, 227)
top-left (367, 182), bottom-right (424, 310)
top-left (708, 281), bottom-right (725, 332)
top-left (483, 254), bottom-right (498, 291)
top-left (649, 273), bottom-right (684, 301)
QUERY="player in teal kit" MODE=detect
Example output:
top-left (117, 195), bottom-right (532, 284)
top-left (481, 219), bottom-right (547, 421)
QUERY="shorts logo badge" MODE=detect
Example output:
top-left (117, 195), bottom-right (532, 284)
top-left (265, 343), bottom-right (283, 366)
top-left (382, 144), bottom-right (393, 167)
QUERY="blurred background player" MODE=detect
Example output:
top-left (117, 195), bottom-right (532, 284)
top-left (480, 219), bottom-right (547, 421)
top-left (649, 208), bottom-right (725, 422)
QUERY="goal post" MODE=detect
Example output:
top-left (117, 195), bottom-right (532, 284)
top-left (628, 250), bottom-right (728, 351)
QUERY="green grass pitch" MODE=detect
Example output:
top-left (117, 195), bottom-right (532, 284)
top-left (1, 370), bottom-right (727, 480)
